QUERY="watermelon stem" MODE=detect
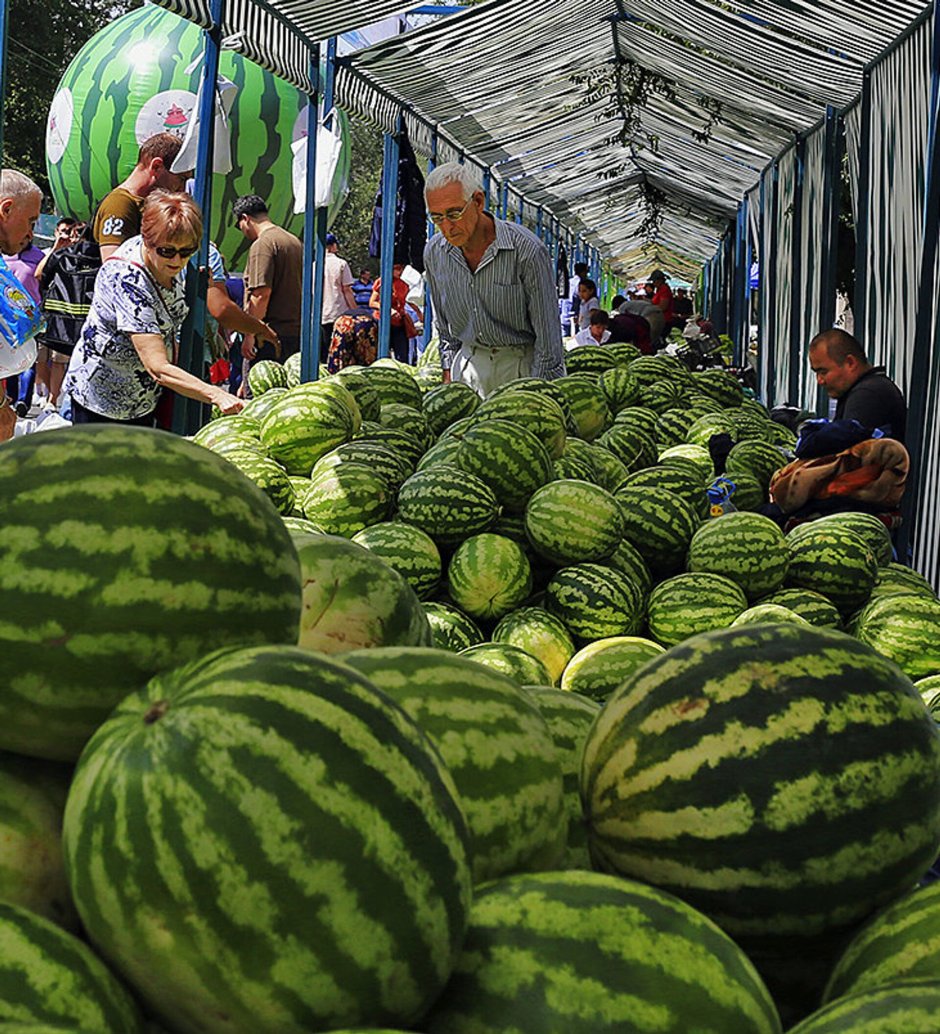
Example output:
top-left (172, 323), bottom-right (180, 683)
top-left (143, 700), bottom-right (170, 725)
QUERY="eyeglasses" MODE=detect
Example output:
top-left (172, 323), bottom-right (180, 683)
top-left (428, 197), bottom-right (474, 226)
top-left (154, 244), bottom-right (198, 259)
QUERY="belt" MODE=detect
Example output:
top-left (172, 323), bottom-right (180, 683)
top-left (463, 341), bottom-right (529, 355)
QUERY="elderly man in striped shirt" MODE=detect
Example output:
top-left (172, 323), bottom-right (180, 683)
top-left (423, 163), bottom-right (566, 396)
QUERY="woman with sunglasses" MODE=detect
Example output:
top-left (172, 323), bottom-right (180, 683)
top-left (64, 191), bottom-right (242, 425)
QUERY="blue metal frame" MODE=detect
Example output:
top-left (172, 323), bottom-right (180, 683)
top-left (788, 135), bottom-right (806, 403)
top-left (422, 129), bottom-right (437, 353)
top-left (377, 118), bottom-right (402, 359)
top-left (172, 0), bottom-right (223, 435)
top-left (854, 68), bottom-right (873, 346)
top-left (765, 162), bottom-right (780, 406)
top-left (482, 169), bottom-right (491, 209)
top-left (730, 201), bottom-right (747, 364)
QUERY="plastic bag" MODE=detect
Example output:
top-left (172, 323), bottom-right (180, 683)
top-left (706, 476), bottom-right (738, 517)
top-left (0, 257), bottom-right (42, 377)
top-left (291, 112), bottom-right (344, 214)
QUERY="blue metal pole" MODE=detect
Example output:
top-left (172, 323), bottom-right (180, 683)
top-left (500, 181), bottom-right (509, 220)
top-left (789, 136), bottom-right (806, 403)
top-left (173, 0), bottom-right (223, 435)
top-left (516, 193), bottom-right (523, 225)
top-left (378, 119), bottom-right (402, 359)
top-left (300, 46), bottom-right (322, 383)
top-left (422, 129), bottom-right (438, 354)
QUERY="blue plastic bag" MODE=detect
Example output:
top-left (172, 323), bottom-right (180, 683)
top-left (0, 255), bottom-right (42, 377)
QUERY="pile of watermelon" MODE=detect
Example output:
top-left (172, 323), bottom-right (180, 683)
top-left (0, 341), bottom-right (939, 1032)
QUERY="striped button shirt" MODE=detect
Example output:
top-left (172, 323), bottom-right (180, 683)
top-left (423, 217), bottom-right (566, 380)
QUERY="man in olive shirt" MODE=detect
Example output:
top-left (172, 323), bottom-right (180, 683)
top-left (93, 134), bottom-right (191, 260)
top-left (233, 194), bottom-right (303, 362)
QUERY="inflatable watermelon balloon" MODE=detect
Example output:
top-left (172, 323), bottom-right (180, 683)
top-left (45, 5), bottom-right (350, 268)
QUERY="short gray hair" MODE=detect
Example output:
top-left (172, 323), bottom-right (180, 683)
top-left (0, 169), bottom-right (41, 203)
top-left (425, 162), bottom-right (483, 202)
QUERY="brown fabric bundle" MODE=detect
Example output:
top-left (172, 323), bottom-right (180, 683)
top-left (769, 438), bottom-right (909, 514)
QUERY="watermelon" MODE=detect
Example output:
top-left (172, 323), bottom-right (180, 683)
top-left (605, 536), bottom-right (653, 596)
top-left (656, 407), bottom-right (694, 448)
top-left (491, 607), bottom-right (576, 685)
top-left (64, 645), bottom-right (472, 1033)
top-left (295, 534), bottom-right (431, 653)
top-left (647, 573), bottom-right (748, 646)
top-left (525, 480), bottom-right (624, 566)
top-left (638, 379), bottom-right (685, 413)
top-left (259, 382), bottom-right (356, 475)
top-left (582, 623), bottom-right (940, 946)
top-left (728, 470), bottom-right (767, 511)
top-left (378, 403), bottom-right (434, 452)
top-left (598, 422), bottom-right (658, 473)
top-left (824, 881), bottom-right (940, 1002)
top-left (352, 521), bottom-right (441, 599)
top-left (218, 449), bottom-right (296, 514)
top-left (725, 439), bottom-right (788, 489)
top-left (299, 461), bottom-right (392, 537)
top-left (422, 602), bottom-right (484, 652)
top-left (731, 603), bottom-right (811, 626)
top-left (360, 364), bottom-right (424, 409)
top-left (659, 442), bottom-right (714, 481)
top-left (687, 512), bottom-right (789, 600)
top-left (422, 382), bottom-right (481, 436)
top-left (693, 369), bottom-right (745, 407)
top-left (332, 368), bottom-right (382, 422)
top-left (0, 754), bottom-right (76, 929)
top-left (605, 342), bottom-right (642, 364)
top-left (869, 562), bottom-right (937, 601)
top-left (759, 588), bottom-right (842, 628)
top-left (615, 485), bottom-right (700, 576)
top-left (545, 563), bottom-right (645, 641)
top-left (459, 643), bottom-right (553, 688)
top-left (552, 444), bottom-right (597, 483)
top-left (817, 512), bottom-right (894, 567)
top-left (454, 419), bottom-right (553, 512)
top-left (423, 871), bottom-right (782, 1034)
top-left (192, 414), bottom-right (260, 448)
top-left (474, 390), bottom-right (568, 458)
top-left (528, 688), bottom-right (600, 868)
top-left (0, 902), bottom-right (142, 1032)
top-left (397, 468), bottom-right (499, 546)
top-left (596, 365), bottom-right (640, 412)
top-left (789, 984), bottom-right (940, 1033)
top-left (627, 356), bottom-right (682, 387)
top-left (240, 386), bottom-right (289, 424)
top-left (489, 509), bottom-right (530, 547)
top-left (0, 426), bottom-right (301, 761)
top-left (313, 440), bottom-right (414, 492)
top-left (564, 344), bottom-right (616, 374)
top-left (282, 515), bottom-right (324, 536)
top-left (447, 534), bottom-right (532, 621)
top-left (246, 358), bottom-right (288, 396)
top-left (584, 442), bottom-right (629, 492)
top-left (416, 435), bottom-right (463, 471)
top-left (620, 464), bottom-right (709, 519)
top-left (785, 524), bottom-right (878, 614)
top-left (553, 377), bottom-right (611, 440)
top-left (560, 636), bottom-right (665, 701)
top-left (766, 422), bottom-right (798, 449)
top-left (342, 647), bottom-right (564, 882)
top-left (851, 593), bottom-right (940, 679)
top-left (687, 411), bottom-right (741, 448)
top-left (355, 426), bottom-right (426, 465)
top-left (282, 351), bottom-right (301, 386)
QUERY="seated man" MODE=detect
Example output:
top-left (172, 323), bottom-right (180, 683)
top-left (574, 309), bottom-right (610, 346)
top-left (607, 295), bottom-right (652, 353)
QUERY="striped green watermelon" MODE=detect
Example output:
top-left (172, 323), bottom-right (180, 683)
top-left (422, 382), bottom-right (481, 437)
top-left (727, 470), bottom-right (767, 511)
top-left (869, 562), bottom-right (937, 601)
top-left (693, 369), bottom-right (745, 407)
top-left (789, 984), bottom-right (940, 1033)
top-left (422, 602), bottom-right (484, 652)
top-left (459, 643), bottom-right (552, 688)
top-left (352, 521), bottom-right (441, 599)
top-left (416, 435), bottom-right (463, 471)
top-left (850, 593), bottom-right (940, 679)
top-left (615, 485), bottom-right (700, 576)
top-left (355, 426), bottom-right (426, 465)
top-left (192, 414), bottom-right (261, 448)
top-left (0, 902), bottom-right (142, 1032)
top-left (731, 603), bottom-right (811, 626)
top-left (300, 461), bottom-right (392, 537)
top-left (528, 688), bottom-right (600, 869)
top-left (332, 369), bottom-right (382, 422)
top-left (342, 647), bottom-right (564, 883)
top-left (489, 509), bottom-right (530, 548)
top-left (605, 536), bottom-right (653, 596)
top-left (552, 438), bottom-right (597, 482)
top-left (725, 439), bottom-right (788, 490)
top-left (818, 512), bottom-right (894, 567)
top-left (917, 674), bottom-right (940, 714)
top-left (605, 342), bottom-right (642, 365)
top-left (564, 344), bottom-right (616, 374)
top-left (491, 607), bottom-right (576, 685)
top-left (282, 514), bottom-right (324, 536)
top-left (545, 563), bottom-right (645, 641)
top-left (312, 440), bottom-right (413, 492)
top-left (221, 449), bottom-right (295, 515)
top-left (0, 754), bottom-right (76, 929)
top-left (766, 422), bottom-right (798, 450)
top-left (659, 442), bottom-right (714, 480)
top-left (582, 623), bottom-right (940, 946)
top-left (785, 524), bottom-right (878, 614)
top-left (584, 442), bottom-right (629, 492)
top-left (474, 391), bottom-right (568, 459)
top-left (247, 359), bottom-right (289, 397)
top-left (686, 392), bottom-right (725, 415)
top-left (378, 403), bottom-right (434, 452)
top-left (687, 411), bottom-right (741, 448)
top-left (656, 407), bottom-right (695, 448)
top-left (823, 881), bottom-right (940, 1002)
top-left (447, 534), bottom-right (532, 621)
top-left (553, 377), bottom-right (611, 440)
top-left (596, 365), bottom-right (640, 412)
top-left (627, 356), bottom-right (683, 388)
top-left (0, 426), bottom-right (301, 761)
top-left (560, 636), bottom-right (665, 701)
top-left (397, 468), bottom-right (499, 546)
top-left (295, 534), bottom-right (431, 653)
top-left (638, 379), bottom-right (685, 413)
top-left (454, 419), bottom-right (553, 512)
top-left (360, 364), bottom-right (424, 409)
top-left (64, 645), bottom-right (471, 1033)
top-left (620, 464), bottom-right (709, 519)
top-left (525, 479), bottom-right (624, 566)
top-left (647, 572), bottom-right (748, 646)
top-left (596, 421), bottom-right (658, 473)
top-left (283, 352), bottom-right (301, 387)
top-left (259, 383), bottom-right (356, 475)
top-left (687, 512), bottom-right (789, 600)
top-left (612, 405), bottom-right (660, 440)
top-left (423, 871), bottom-right (782, 1034)
top-left (758, 588), bottom-right (842, 628)
top-left (240, 386), bottom-right (289, 424)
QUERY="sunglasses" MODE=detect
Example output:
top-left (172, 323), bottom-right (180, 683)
top-left (154, 244), bottom-right (198, 259)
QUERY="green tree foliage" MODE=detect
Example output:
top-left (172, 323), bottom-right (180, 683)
top-left (329, 115), bottom-right (385, 275)
top-left (3, 0), bottom-right (141, 203)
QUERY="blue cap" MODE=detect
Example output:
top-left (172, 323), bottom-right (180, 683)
top-left (325, 232), bottom-right (338, 247)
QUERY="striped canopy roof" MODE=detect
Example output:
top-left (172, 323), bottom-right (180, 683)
top-left (153, 0), bottom-right (929, 276)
